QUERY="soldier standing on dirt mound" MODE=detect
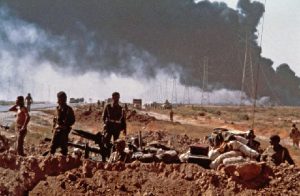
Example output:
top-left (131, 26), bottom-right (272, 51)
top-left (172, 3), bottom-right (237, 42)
top-left (170, 109), bottom-right (174, 122)
top-left (102, 92), bottom-right (126, 160)
top-left (289, 124), bottom-right (300, 148)
top-left (50, 91), bottom-right (75, 156)
top-left (9, 96), bottom-right (31, 156)
top-left (25, 93), bottom-right (33, 112)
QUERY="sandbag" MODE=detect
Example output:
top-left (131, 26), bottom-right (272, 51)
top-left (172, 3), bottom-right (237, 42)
top-left (179, 151), bottom-right (190, 163)
top-left (132, 152), bottom-right (155, 163)
top-left (210, 151), bottom-right (243, 169)
top-left (223, 156), bottom-right (246, 165)
top-left (156, 150), bottom-right (179, 163)
top-left (228, 140), bottom-right (259, 159)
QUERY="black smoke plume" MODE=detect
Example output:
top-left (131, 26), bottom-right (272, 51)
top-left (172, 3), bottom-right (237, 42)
top-left (1, 0), bottom-right (299, 105)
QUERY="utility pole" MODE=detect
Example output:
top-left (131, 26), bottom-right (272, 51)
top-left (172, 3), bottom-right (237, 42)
top-left (171, 76), bottom-right (178, 104)
top-left (201, 56), bottom-right (210, 105)
top-left (183, 85), bottom-right (190, 104)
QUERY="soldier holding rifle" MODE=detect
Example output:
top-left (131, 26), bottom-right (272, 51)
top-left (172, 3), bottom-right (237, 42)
top-left (49, 91), bottom-right (75, 156)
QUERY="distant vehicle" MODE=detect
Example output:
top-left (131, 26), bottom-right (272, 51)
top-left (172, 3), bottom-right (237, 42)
top-left (69, 98), bottom-right (84, 103)
top-left (162, 99), bottom-right (172, 109)
top-left (133, 99), bottom-right (142, 109)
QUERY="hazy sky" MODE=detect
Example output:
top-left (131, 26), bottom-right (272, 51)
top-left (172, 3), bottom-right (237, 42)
top-left (211, 0), bottom-right (300, 75)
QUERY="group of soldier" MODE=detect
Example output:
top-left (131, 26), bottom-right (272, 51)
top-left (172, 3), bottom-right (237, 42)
top-left (8, 91), bottom-right (126, 161)
top-left (6, 91), bottom-right (298, 166)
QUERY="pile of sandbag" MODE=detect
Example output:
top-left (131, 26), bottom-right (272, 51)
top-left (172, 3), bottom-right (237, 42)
top-left (131, 141), bottom-right (179, 163)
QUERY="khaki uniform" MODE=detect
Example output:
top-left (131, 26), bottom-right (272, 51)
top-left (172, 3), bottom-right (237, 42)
top-left (50, 104), bottom-right (75, 155)
top-left (108, 151), bottom-right (131, 163)
top-left (102, 103), bottom-right (126, 143)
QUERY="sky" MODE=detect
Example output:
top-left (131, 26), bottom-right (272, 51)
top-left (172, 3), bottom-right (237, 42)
top-left (210, 0), bottom-right (300, 75)
top-left (0, 0), bottom-right (299, 104)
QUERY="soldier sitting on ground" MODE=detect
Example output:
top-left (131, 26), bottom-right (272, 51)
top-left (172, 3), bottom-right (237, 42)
top-left (245, 129), bottom-right (261, 152)
top-left (108, 139), bottom-right (131, 163)
top-left (261, 135), bottom-right (294, 166)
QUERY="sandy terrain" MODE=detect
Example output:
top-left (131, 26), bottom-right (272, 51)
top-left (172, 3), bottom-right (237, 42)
top-left (0, 104), bottom-right (300, 195)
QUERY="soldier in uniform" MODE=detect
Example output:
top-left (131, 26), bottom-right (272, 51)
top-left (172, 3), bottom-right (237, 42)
top-left (170, 109), bottom-right (174, 122)
top-left (102, 92), bottom-right (126, 160)
top-left (289, 124), bottom-right (300, 148)
top-left (102, 92), bottom-right (126, 142)
top-left (261, 135), bottom-right (294, 165)
top-left (25, 93), bottom-right (33, 112)
top-left (108, 139), bottom-right (131, 163)
top-left (9, 96), bottom-right (31, 156)
top-left (245, 130), bottom-right (261, 152)
top-left (50, 91), bottom-right (75, 156)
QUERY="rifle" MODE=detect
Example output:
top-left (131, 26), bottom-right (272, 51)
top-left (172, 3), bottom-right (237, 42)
top-left (72, 129), bottom-right (103, 146)
top-left (72, 129), bottom-right (112, 161)
top-left (43, 137), bottom-right (102, 158)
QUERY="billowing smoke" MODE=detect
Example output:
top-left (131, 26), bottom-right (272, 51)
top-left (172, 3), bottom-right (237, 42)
top-left (0, 0), bottom-right (299, 105)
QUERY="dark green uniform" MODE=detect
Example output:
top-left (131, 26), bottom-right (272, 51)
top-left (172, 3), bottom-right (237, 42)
top-left (50, 104), bottom-right (75, 155)
top-left (102, 103), bottom-right (126, 143)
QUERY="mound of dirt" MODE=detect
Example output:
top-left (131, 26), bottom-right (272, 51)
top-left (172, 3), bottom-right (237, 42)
top-left (0, 152), bottom-right (82, 195)
top-left (30, 161), bottom-right (300, 195)
top-left (127, 110), bottom-right (156, 124)
top-left (75, 105), bottom-right (103, 126)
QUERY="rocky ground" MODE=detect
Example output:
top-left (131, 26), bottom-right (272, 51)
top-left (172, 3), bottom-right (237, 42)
top-left (0, 104), bottom-right (300, 195)
top-left (1, 145), bottom-right (300, 195)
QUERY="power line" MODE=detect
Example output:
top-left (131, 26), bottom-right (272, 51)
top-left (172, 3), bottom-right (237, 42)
top-left (251, 0), bottom-right (267, 129)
